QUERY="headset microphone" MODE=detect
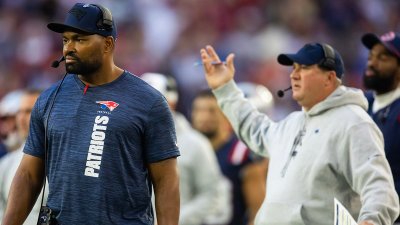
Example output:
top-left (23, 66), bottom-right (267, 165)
top-left (277, 86), bottom-right (292, 98)
top-left (51, 56), bottom-right (65, 68)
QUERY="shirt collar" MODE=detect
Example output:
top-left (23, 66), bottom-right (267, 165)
top-left (372, 86), bottom-right (400, 113)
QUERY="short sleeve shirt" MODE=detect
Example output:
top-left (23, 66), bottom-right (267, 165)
top-left (24, 71), bottom-right (180, 225)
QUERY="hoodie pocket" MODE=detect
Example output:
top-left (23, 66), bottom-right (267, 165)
top-left (255, 202), bottom-right (305, 225)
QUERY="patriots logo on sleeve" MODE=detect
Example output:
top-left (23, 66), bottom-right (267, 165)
top-left (96, 101), bottom-right (119, 112)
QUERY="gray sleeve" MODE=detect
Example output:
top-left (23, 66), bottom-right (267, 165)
top-left (342, 122), bottom-right (399, 224)
top-left (212, 80), bottom-right (274, 157)
top-left (0, 159), bottom-right (7, 222)
top-left (0, 153), bottom-right (15, 222)
top-left (179, 133), bottom-right (229, 224)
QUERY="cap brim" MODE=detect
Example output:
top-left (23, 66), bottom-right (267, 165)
top-left (277, 54), bottom-right (295, 65)
top-left (47, 23), bottom-right (93, 35)
top-left (277, 53), bottom-right (316, 66)
top-left (361, 33), bottom-right (381, 49)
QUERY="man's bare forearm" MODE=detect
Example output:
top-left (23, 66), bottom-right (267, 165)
top-left (154, 180), bottom-right (180, 225)
top-left (150, 158), bottom-right (180, 225)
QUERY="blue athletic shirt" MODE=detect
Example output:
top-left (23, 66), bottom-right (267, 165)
top-left (214, 134), bottom-right (263, 225)
top-left (366, 92), bottom-right (400, 206)
top-left (24, 71), bottom-right (180, 225)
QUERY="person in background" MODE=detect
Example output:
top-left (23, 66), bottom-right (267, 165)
top-left (191, 86), bottom-right (269, 225)
top-left (2, 3), bottom-right (180, 225)
top-left (0, 89), bottom-right (48, 225)
top-left (198, 43), bottom-right (399, 224)
top-left (361, 31), bottom-right (400, 224)
top-left (141, 72), bottom-right (231, 225)
top-left (0, 90), bottom-right (24, 157)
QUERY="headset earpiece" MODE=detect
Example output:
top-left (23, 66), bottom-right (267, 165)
top-left (92, 4), bottom-right (113, 30)
top-left (319, 43), bottom-right (336, 70)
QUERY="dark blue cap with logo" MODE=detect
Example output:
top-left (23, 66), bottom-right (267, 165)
top-left (47, 3), bottom-right (117, 39)
top-left (277, 43), bottom-right (345, 79)
top-left (362, 31), bottom-right (400, 58)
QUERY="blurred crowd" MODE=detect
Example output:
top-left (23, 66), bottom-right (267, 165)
top-left (1, 1), bottom-right (400, 224)
top-left (0, 0), bottom-right (400, 119)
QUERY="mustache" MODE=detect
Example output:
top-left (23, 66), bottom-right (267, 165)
top-left (365, 66), bottom-right (378, 75)
top-left (65, 52), bottom-right (79, 60)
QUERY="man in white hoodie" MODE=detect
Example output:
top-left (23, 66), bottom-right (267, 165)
top-left (198, 43), bottom-right (399, 225)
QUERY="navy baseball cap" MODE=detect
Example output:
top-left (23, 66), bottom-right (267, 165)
top-left (362, 31), bottom-right (400, 58)
top-left (277, 43), bottom-right (345, 79)
top-left (47, 3), bottom-right (117, 39)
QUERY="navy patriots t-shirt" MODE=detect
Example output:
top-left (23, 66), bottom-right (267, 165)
top-left (24, 71), bottom-right (180, 225)
top-left (365, 92), bottom-right (400, 203)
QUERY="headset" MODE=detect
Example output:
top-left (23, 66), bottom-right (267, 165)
top-left (318, 43), bottom-right (336, 70)
top-left (92, 4), bottom-right (113, 31)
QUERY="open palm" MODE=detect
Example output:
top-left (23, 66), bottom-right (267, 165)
top-left (200, 45), bottom-right (235, 90)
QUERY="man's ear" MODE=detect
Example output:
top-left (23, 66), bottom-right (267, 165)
top-left (325, 71), bottom-right (336, 87)
top-left (104, 36), bottom-right (115, 53)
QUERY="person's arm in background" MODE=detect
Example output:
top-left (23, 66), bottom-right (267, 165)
top-left (1, 154), bottom-right (44, 225)
top-left (149, 157), bottom-right (180, 225)
top-left (242, 158), bottom-right (268, 225)
top-left (179, 135), bottom-right (229, 225)
top-left (0, 155), bottom-right (11, 222)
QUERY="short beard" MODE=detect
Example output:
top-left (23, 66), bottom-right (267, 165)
top-left (66, 58), bottom-right (102, 76)
top-left (363, 68), bottom-right (397, 94)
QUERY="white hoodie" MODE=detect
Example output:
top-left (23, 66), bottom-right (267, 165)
top-left (213, 80), bottom-right (399, 225)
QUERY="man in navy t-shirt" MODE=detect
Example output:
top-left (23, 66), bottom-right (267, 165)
top-left (1, 3), bottom-right (180, 225)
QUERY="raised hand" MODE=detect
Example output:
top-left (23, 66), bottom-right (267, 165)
top-left (200, 45), bottom-right (235, 89)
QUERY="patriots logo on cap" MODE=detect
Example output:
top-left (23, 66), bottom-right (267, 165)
top-left (96, 101), bottom-right (119, 112)
top-left (69, 8), bottom-right (86, 21)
